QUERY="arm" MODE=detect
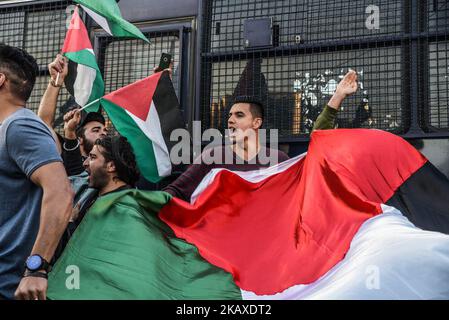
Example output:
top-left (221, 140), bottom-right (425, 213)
top-left (4, 118), bottom-right (73, 300)
top-left (37, 55), bottom-right (69, 153)
top-left (37, 55), bottom-right (68, 127)
top-left (14, 164), bottom-right (73, 300)
top-left (312, 106), bottom-right (339, 131)
top-left (62, 143), bottom-right (85, 176)
top-left (37, 84), bottom-right (61, 128)
top-left (39, 81), bottom-right (63, 154)
top-left (14, 162), bottom-right (74, 300)
top-left (61, 109), bottom-right (85, 176)
top-left (163, 162), bottom-right (211, 202)
top-left (312, 70), bottom-right (358, 131)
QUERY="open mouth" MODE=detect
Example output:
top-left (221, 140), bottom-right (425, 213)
top-left (228, 128), bottom-right (238, 139)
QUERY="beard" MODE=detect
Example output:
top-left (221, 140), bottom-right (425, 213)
top-left (88, 165), bottom-right (109, 191)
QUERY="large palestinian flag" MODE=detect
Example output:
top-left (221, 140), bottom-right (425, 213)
top-left (47, 129), bottom-right (449, 299)
top-left (100, 71), bottom-right (185, 183)
top-left (62, 6), bottom-right (104, 112)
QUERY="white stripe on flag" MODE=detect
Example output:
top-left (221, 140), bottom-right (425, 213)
top-left (190, 152), bottom-right (307, 204)
top-left (73, 61), bottom-right (97, 107)
top-left (81, 5), bottom-right (113, 35)
top-left (126, 102), bottom-right (172, 177)
top-left (241, 204), bottom-right (449, 300)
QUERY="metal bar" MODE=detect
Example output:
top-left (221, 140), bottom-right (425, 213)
top-left (201, 32), bottom-right (449, 61)
top-left (406, 0), bottom-right (426, 135)
top-left (177, 26), bottom-right (185, 118)
top-left (400, 0), bottom-right (412, 133)
top-left (0, 0), bottom-right (70, 11)
top-left (401, 132), bottom-right (449, 139)
top-left (184, 21), bottom-right (196, 127)
top-left (92, 21), bottom-right (192, 39)
top-left (194, 0), bottom-right (205, 123)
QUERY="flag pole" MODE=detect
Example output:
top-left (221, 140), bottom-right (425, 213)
top-left (79, 98), bottom-right (101, 111)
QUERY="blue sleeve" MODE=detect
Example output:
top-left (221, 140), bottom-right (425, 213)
top-left (6, 118), bottom-right (62, 178)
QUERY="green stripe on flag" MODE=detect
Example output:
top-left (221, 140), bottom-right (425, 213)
top-left (87, 67), bottom-right (104, 112)
top-left (100, 98), bottom-right (160, 182)
top-left (64, 49), bottom-right (104, 112)
top-left (47, 189), bottom-right (242, 299)
top-left (107, 17), bottom-right (148, 42)
top-left (64, 50), bottom-right (102, 72)
top-left (83, 74), bottom-right (103, 113)
top-left (75, 0), bottom-right (149, 43)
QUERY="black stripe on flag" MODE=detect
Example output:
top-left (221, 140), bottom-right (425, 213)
top-left (386, 161), bottom-right (449, 234)
top-left (64, 59), bottom-right (78, 101)
top-left (151, 71), bottom-right (186, 151)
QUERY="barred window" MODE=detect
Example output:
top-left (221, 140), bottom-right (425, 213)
top-left (200, 0), bottom-right (449, 139)
top-left (1, 0), bottom-right (448, 139)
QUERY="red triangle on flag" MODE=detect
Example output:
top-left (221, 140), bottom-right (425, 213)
top-left (62, 6), bottom-right (93, 53)
top-left (103, 72), bottom-right (163, 121)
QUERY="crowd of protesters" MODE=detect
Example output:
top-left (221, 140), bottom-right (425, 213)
top-left (0, 43), bottom-right (357, 300)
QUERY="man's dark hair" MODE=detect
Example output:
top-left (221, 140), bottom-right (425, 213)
top-left (232, 95), bottom-right (265, 122)
top-left (75, 111), bottom-right (106, 139)
top-left (0, 44), bottom-right (39, 102)
top-left (95, 135), bottom-right (140, 187)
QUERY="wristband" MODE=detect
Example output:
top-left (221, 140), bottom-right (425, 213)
top-left (23, 270), bottom-right (48, 279)
top-left (50, 78), bottom-right (63, 88)
top-left (63, 139), bottom-right (80, 151)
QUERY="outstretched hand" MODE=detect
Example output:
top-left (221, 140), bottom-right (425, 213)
top-left (328, 70), bottom-right (358, 110)
top-left (335, 70), bottom-right (358, 98)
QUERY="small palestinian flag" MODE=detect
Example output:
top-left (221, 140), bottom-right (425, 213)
top-left (47, 129), bottom-right (449, 300)
top-left (62, 6), bottom-right (104, 112)
top-left (100, 71), bottom-right (185, 183)
top-left (74, 0), bottom-right (149, 43)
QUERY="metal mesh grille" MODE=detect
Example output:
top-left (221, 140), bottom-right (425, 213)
top-left (201, 0), bottom-right (409, 140)
top-left (97, 30), bottom-right (181, 130)
top-left (425, 1), bottom-right (449, 131)
top-left (0, 2), bottom-right (182, 132)
top-left (0, 1), bottom-right (73, 131)
top-left (24, 9), bottom-right (69, 66)
top-left (1, 0), bottom-right (448, 138)
top-left (99, 31), bottom-right (181, 96)
top-left (205, 47), bottom-right (404, 137)
top-left (428, 0), bottom-right (449, 33)
top-left (207, 0), bottom-right (403, 53)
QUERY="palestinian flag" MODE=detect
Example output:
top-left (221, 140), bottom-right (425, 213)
top-left (62, 6), bottom-right (104, 112)
top-left (100, 71), bottom-right (185, 183)
top-left (47, 190), bottom-right (241, 299)
top-left (47, 129), bottom-right (449, 299)
top-left (74, 0), bottom-right (149, 43)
